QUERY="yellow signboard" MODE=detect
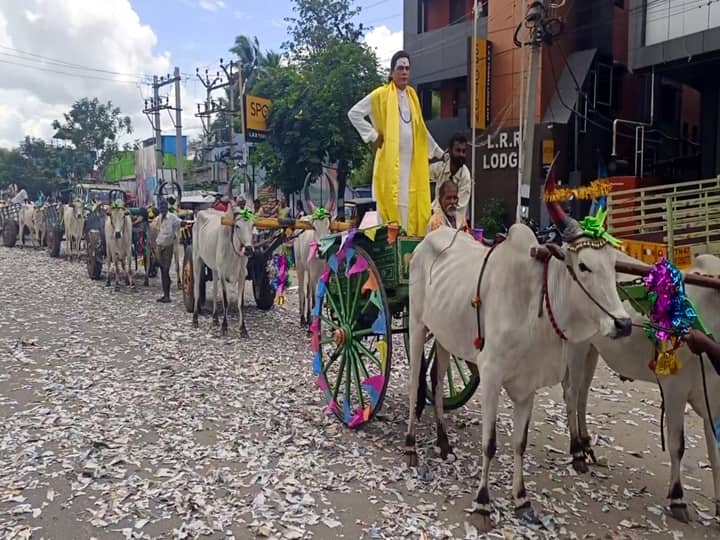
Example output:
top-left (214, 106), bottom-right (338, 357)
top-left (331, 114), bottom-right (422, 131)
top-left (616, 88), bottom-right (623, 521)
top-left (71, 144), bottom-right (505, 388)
top-left (472, 38), bottom-right (491, 130)
top-left (542, 140), bottom-right (554, 165)
top-left (244, 95), bottom-right (272, 142)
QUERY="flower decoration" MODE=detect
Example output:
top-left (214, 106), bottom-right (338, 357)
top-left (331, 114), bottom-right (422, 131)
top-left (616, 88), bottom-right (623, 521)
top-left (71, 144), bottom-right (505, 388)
top-left (543, 179), bottom-right (612, 203)
top-left (643, 257), bottom-right (697, 375)
top-left (578, 206), bottom-right (622, 247)
top-left (237, 207), bottom-right (256, 222)
top-left (310, 207), bottom-right (329, 221)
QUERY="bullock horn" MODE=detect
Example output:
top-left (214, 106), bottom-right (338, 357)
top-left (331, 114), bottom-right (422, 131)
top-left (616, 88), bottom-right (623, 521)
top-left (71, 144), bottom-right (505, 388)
top-left (543, 153), bottom-right (584, 242)
top-left (324, 172), bottom-right (337, 216)
top-left (302, 172), bottom-right (316, 213)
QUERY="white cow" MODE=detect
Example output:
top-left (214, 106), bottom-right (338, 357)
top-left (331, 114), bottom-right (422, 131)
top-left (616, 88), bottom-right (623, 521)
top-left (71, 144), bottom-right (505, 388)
top-left (104, 203), bottom-right (135, 289)
top-left (18, 203), bottom-right (36, 246)
top-left (563, 253), bottom-right (720, 521)
top-left (405, 183), bottom-right (632, 530)
top-left (294, 173), bottom-right (336, 326)
top-left (63, 200), bottom-right (86, 260)
top-left (191, 205), bottom-right (254, 337)
top-left (33, 205), bottom-right (47, 247)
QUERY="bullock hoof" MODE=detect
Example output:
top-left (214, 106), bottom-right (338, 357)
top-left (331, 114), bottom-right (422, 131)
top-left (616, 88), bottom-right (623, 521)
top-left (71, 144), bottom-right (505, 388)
top-left (192, 318), bottom-right (199, 329)
top-left (670, 503), bottom-right (692, 524)
top-left (300, 317), bottom-right (306, 327)
top-left (404, 450), bottom-right (418, 467)
top-left (471, 512), bottom-right (494, 532)
top-left (514, 503), bottom-right (538, 523)
top-left (212, 317), bottom-right (219, 326)
top-left (177, 281), bottom-right (182, 290)
top-left (240, 327), bottom-right (249, 339)
top-left (435, 444), bottom-right (456, 462)
top-left (221, 324), bottom-right (228, 337)
top-left (572, 456), bottom-right (589, 474)
top-left (144, 278), bottom-right (149, 287)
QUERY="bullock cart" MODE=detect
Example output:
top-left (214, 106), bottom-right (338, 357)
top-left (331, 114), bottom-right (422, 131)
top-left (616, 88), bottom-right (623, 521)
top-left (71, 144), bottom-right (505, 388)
top-left (0, 201), bottom-right (21, 247)
top-left (308, 205), bottom-right (482, 429)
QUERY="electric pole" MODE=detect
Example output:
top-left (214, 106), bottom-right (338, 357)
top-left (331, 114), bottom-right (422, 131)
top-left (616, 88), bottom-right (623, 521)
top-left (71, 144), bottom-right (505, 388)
top-left (144, 69), bottom-right (183, 190)
top-left (173, 67), bottom-right (184, 191)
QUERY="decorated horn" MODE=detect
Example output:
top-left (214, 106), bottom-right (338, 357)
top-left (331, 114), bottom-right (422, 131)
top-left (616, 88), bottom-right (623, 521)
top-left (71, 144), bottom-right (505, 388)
top-left (302, 172), bottom-right (317, 213)
top-left (543, 152), bottom-right (584, 241)
top-left (325, 172), bottom-right (337, 216)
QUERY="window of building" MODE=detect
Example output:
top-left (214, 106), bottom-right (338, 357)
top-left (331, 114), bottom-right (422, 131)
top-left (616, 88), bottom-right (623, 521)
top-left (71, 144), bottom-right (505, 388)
top-left (450, 0), bottom-right (466, 25)
top-left (417, 0), bottom-right (427, 33)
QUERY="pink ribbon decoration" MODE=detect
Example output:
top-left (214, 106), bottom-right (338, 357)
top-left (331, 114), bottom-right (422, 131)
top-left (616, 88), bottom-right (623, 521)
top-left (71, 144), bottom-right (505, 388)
top-left (311, 331), bottom-right (319, 352)
top-left (325, 399), bottom-right (339, 415)
top-left (307, 241), bottom-right (318, 265)
top-left (310, 318), bottom-right (320, 334)
top-left (347, 256), bottom-right (369, 277)
top-left (316, 375), bottom-right (328, 392)
top-left (348, 408), bottom-right (365, 429)
top-left (321, 266), bottom-right (331, 283)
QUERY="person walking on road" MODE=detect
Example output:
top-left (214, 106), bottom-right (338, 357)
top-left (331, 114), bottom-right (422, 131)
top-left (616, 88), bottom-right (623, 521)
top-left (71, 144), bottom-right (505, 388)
top-left (348, 50), bottom-right (444, 236)
top-left (155, 199), bottom-right (182, 303)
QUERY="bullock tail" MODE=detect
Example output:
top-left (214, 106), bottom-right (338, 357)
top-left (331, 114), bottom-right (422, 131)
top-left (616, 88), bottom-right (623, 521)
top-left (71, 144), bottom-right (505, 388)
top-left (415, 355), bottom-right (431, 420)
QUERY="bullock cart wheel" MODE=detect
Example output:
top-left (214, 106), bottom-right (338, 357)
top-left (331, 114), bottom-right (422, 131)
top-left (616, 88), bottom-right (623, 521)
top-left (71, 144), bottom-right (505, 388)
top-left (251, 256), bottom-right (275, 311)
top-left (2, 219), bottom-right (18, 247)
top-left (86, 230), bottom-right (103, 280)
top-left (46, 225), bottom-right (62, 258)
top-left (402, 319), bottom-right (480, 410)
top-left (312, 246), bottom-right (392, 428)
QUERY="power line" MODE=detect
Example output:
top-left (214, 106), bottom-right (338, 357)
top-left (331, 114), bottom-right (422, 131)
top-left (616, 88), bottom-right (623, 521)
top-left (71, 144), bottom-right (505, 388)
top-left (0, 58), bottom-right (148, 85)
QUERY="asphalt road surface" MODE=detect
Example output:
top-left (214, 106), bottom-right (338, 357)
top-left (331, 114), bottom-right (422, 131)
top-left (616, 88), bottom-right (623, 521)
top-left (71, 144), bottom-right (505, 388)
top-left (0, 245), bottom-right (718, 539)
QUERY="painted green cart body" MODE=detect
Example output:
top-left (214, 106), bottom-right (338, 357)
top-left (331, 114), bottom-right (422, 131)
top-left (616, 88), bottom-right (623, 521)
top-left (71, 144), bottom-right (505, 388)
top-left (310, 224), bottom-right (480, 428)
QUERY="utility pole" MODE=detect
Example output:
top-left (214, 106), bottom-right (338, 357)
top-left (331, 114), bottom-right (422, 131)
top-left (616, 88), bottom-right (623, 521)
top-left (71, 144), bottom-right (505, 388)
top-left (516, 1), bottom-right (544, 223)
top-left (144, 70), bottom-right (182, 191)
top-left (470, 0), bottom-right (479, 227)
top-left (196, 67), bottom-right (222, 185)
top-left (173, 67), bottom-right (184, 191)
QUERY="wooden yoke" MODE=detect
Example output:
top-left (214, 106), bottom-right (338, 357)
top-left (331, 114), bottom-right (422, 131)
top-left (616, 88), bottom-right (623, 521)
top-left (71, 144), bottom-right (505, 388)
top-left (530, 246), bottom-right (720, 290)
top-left (253, 217), bottom-right (354, 233)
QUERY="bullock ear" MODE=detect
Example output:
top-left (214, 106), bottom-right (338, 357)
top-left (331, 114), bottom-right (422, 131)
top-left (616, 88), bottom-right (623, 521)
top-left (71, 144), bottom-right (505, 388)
top-left (546, 243), bottom-right (566, 262)
top-left (220, 216), bottom-right (234, 227)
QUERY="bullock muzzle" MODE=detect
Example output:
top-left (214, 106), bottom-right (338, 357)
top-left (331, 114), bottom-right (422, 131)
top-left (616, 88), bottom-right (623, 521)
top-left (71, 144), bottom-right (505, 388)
top-left (613, 317), bottom-right (632, 339)
top-left (115, 231), bottom-right (122, 240)
top-left (242, 245), bottom-right (254, 257)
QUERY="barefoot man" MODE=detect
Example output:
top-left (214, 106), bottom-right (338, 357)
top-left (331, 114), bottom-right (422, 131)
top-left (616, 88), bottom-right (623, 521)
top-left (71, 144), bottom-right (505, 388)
top-left (348, 50), bottom-right (444, 236)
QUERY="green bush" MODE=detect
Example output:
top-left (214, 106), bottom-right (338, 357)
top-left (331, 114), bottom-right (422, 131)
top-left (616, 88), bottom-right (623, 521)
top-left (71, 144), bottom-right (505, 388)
top-left (477, 198), bottom-right (507, 236)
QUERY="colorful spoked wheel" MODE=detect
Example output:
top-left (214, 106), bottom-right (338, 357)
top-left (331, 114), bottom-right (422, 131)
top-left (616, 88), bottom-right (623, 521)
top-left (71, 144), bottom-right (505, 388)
top-left (403, 316), bottom-right (480, 410)
top-left (311, 245), bottom-right (392, 428)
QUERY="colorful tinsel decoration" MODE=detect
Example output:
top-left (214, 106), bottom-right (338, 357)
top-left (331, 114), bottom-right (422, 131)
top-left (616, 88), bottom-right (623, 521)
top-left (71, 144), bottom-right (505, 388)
top-left (643, 257), bottom-right (697, 376)
top-left (543, 179), bottom-right (612, 203)
top-left (273, 248), bottom-right (292, 305)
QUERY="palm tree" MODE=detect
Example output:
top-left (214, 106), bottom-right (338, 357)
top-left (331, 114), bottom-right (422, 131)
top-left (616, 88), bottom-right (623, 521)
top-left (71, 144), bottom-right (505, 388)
top-left (230, 35), bottom-right (261, 88)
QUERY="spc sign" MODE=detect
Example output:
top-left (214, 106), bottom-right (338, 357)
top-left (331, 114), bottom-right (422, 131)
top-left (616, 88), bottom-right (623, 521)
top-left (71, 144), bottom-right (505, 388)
top-left (244, 95), bottom-right (272, 142)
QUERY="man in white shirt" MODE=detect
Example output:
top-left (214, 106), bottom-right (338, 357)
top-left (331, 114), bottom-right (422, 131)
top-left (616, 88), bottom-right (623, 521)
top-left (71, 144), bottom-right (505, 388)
top-left (154, 198), bottom-right (182, 303)
top-left (347, 51), bottom-right (445, 236)
top-left (431, 133), bottom-right (471, 222)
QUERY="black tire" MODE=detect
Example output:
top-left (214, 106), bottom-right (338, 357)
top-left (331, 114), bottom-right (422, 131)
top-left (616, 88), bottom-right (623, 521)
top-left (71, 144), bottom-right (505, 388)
top-left (251, 256), bottom-right (275, 311)
top-left (47, 225), bottom-right (62, 258)
top-left (2, 220), bottom-right (17, 247)
top-left (86, 230), bottom-right (103, 280)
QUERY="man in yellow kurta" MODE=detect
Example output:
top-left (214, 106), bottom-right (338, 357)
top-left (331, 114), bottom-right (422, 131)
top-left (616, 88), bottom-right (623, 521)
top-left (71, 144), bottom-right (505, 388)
top-left (348, 51), bottom-right (444, 236)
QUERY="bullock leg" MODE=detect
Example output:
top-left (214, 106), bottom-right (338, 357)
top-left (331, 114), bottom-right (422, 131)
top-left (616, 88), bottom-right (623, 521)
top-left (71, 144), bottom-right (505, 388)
top-left (239, 279), bottom-right (249, 339)
top-left (305, 281), bottom-right (313, 336)
top-left (509, 392), bottom-right (537, 521)
top-left (404, 319), bottom-right (428, 468)
top-left (114, 256), bottom-right (122, 290)
top-left (212, 278), bottom-right (219, 325)
top-left (175, 243), bottom-right (182, 290)
top-left (106, 254), bottom-right (112, 287)
top-left (192, 259), bottom-right (202, 329)
top-left (689, 392), bottom-right (720, 518)
top-left (432, 344), bottom-right (454, 461)
top-left (577, 346), bottom-right (599, 463)
top-left (472, 364), bottom-right (502, 532)
top-left (297, 266), bottom-right (306, 326)
top-left (563, 345), bottom-right (591, 473)
top-left (664, 387), bottom-right (691, 523)
top-left (220, 280), bottom-right (229, 336)
top-left (126, 257), bottom-right (135, 288)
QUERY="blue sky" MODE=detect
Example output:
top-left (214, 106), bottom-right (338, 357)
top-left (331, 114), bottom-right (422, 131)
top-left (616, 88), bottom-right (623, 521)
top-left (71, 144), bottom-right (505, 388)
top-left (131, 0), bottom-right (403, 71)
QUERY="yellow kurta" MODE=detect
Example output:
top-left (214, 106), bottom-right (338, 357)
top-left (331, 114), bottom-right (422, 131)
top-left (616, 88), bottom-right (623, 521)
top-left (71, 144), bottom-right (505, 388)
top-left (370, 83), bottom-right (432, 237)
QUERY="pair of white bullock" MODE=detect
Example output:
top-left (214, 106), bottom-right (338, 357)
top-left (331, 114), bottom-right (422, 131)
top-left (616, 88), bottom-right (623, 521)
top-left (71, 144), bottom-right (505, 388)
top-left (407, 177), bottom-right (719, 529)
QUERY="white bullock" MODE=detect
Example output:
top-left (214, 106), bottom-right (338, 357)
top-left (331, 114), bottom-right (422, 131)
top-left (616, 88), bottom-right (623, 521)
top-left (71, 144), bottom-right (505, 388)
top-left (104, 203), bottom-right (135, 289)
top-left (192, 205), bottom-right (254, 337)
top-left (33, 205), bottom-right (47, 247)
top-left (405, 182), bottom-right (632, 530)
top-left (63, 200), bottom-right (86, 260)
top-left (563, 253), bottom-right (720, 521)
top-left (19, 203), bottom-right (36, 246)
top-left (294, 174), bottom-right (336, 326)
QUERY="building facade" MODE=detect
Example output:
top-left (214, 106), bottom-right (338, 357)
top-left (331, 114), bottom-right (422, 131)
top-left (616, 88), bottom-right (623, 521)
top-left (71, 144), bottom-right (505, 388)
top-left (402, 0), bottom-right (668, 225)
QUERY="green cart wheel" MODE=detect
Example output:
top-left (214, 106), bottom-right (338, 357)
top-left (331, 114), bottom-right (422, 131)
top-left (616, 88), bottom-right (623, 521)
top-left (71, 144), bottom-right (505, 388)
top-left (311, 245), bottom-right (392, 428)
top-left (403, 315), bottom-right (480, 410)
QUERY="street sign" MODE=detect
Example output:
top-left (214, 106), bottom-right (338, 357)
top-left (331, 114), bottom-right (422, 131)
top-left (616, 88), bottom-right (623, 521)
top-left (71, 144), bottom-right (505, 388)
top-left (244, 95), bottom-right (272, 142)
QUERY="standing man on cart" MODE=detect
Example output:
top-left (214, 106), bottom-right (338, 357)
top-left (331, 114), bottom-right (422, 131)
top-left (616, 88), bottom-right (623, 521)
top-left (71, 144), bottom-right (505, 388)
top-left (348, 50), bottom-right (445, 236)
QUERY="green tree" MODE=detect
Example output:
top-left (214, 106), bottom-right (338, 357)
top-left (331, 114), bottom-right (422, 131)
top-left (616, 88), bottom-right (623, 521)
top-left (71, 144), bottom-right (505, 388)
top-left (348, 145), bottom-right (374, 187)
top-left (52, 97), bottom-right (132, 179)
top-left (283, 0), bottom-right (365, 62)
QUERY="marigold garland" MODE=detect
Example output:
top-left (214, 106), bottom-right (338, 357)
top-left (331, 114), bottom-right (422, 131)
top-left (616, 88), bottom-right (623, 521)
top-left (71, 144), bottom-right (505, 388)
top-left (543, 179), bottom-right (612, 203)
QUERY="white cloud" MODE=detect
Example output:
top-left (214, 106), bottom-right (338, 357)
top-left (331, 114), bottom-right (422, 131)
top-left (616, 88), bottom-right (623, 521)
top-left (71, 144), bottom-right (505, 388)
top-left (363, 25), bottom-right (402, 68)
top-left (198, 0), bottom-right (225, 12)
top-left (0, 0), bottom-right (206, 149)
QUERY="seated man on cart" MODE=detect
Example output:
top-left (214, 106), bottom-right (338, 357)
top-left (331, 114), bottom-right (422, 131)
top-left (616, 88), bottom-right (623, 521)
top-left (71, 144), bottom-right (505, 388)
top-left (426, 180), bottom-right (470, 234)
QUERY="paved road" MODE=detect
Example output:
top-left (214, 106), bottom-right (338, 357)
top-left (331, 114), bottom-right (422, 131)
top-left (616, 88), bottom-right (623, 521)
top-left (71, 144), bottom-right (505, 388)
top-left (0, 246), bottom-right (717, 539)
